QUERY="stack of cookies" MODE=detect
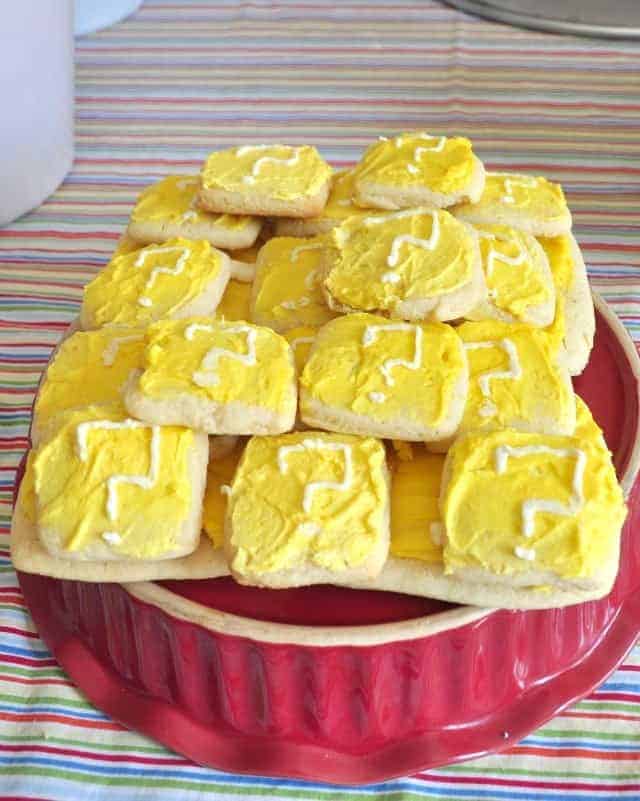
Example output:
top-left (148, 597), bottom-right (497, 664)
top-left (11, 132), bottom-right (627, 610)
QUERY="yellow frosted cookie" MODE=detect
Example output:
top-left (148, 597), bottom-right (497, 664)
top-left (465, 223), bottom-right (555, 327)
top-left (389, 446), bottom-right (445, 564)
top-left (11, 447), bottom-right (231, 583)
top-left (452, 172), bottom-right (572, 237)
top-left (300, 313), bottom-right (468, 441)
top-left (274, 170), bottom-right (363, 236)
top-left (539, 232), bottom-right (574, 295)
top-left (225, 432), bottom-right (390, 588)
top-left (17, 451), bottom-right (37, 525)
top-left (215, 279), bottom-right (252, 322)
top-left (283, 326), bottom-right (319, 432)
top-left (124, 317), bottom-right (297, 434)
top-left (338, 401), bottom-right (625, 608)
top-left (441, 418), bottom-right (626, 593)
top-left (538, 233), bottom-right (594, 376)
top-left (322, 208), bottom-right (485, 322)
top-left (112, 233), bottom-right (142, 258)
top-left (80, 238), bottom-right (230, 330)
top-left (127, 175), bottom-right (262, 251)
top-left (224, 240), bottom-right (263, 282)
top-left (202, 443), bottom-right (244, 549)
top-left (229, 241), bottom-right (262, 265)
top-left (32, 405), bottom-right (208, 562)
top-left (538, 234), bottom-right (572, 362)
top-left (391, 439), bottom-right (415, 462)
top-left (449, 320), bottom-right (576, 449)
top-left (283, 325), bottom-right (318, 374)
top-left (352, 132), bottom-right (485, 210)
top-left (32, 328), bottom-right (146, 445)
top-left (250, 236), bottom-right (337, 332)
top-left (198, 144), bottom-right (332, 218)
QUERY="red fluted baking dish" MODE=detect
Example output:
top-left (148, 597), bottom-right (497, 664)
top-left (16, 294), bottom-right (640, 784)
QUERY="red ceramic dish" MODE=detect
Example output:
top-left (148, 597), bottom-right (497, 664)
top-left (16, 294), bottom-right (640, 785)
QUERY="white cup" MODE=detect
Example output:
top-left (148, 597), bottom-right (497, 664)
top-left (0, 1), bottom-right (74, 226)
top-left (75, 0), bottom-right (143, 36)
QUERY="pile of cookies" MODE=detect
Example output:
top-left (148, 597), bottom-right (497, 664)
top-left (12, 132), bottom-right (627, 610)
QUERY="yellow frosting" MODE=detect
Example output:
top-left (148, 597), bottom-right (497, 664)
top-left (353, 132), bottom-right (475, 194)
top-left (215, 279), bottom-right (252, 322)
top-left (202, 446), bottom-right (243, 549)
top-left (274, 171), bottom-right (361, 233)
top-left (455, 172), bottom-right (570, 223)
top-left (227, 432), bottom-right (388, 574)
top-left (18, 451), bottom-right (37, 523)
top-left (389, 446), bottom-right (445, 564)
top-left (457, 320), bottom-right (575, 434)
top-left (472, 223), bottom-right (553, 322)
top-left (138, 317), bottom-right (295, 412)
top-left (302, 169), bottom-right (362, 223)
top-left (391, 440), bottom-right (415, 462)
top-left (538, 234), bottom-right (576, 355)
top-left (574, 395), bottom-right (605, 442)
top-left (131, 175), bottom-right (256, 230)
top-left (543, 293), bottom-right (567, 356)
top-left (34, 328), bottom-right (146, 429)
top-left (538, 234), bottom-right (575, 294)
top-left (112, 234), bottom-right (143, 258)
top-left (82, 237), bottom-right (227, 329)
top-left (283, 325), bottom-right (317, 374)
top-left (251, 236), bottom-right (337, 330)
top-left (300, 313), bottom-right (466, 429)
top-left (442, 422), bottom-right (626, 581)
top-left (201, 145), bottom-right (332, 201)
top-left (324, 208), bottom-right (476, 314)
top-left (32, 406), bottom-right (197, 559)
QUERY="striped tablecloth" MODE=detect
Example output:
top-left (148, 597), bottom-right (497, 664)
top-left (1, 1), bottom-right (639, 797)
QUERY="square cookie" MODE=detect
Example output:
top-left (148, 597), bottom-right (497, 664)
top-left (440, 418), bottom-right (626, 593)
top-left (11, 449), bottom-right (229, 582)
top-left (352, 131), bottom-right (485, 210)
top-left (465, 223), bottom-right (555, 327)
top-left (32, 327), bottom-right (146, 445)
top-left (124, 317), bottom-right (297, 434)
top-left (538, 233), bottom-right (595, 376)
top-left (111, 233), bottom-right (142, 258)
top-left (283, 325), bottom-right (318, 374)
top-left (300, 313), bottom-right (468, 442)
top-left (223, 230), bottom-right (274, 282)
top-left (443, 320), bottom-right (576, 454)
top-left (214, 278), bottom-right (253, 322)
top-left (274, 169), bottom-right (363, 237)
top-left (452, 172), bottom-right (572, 236)
top-left (198, 144), bottom-right (332, 218)
top-left (80, 238), bottom-right (230, 330)
top-left (341, 402), bottom-right (624, 608)
top-left (202, 442), bottom-right (244, 550)
top-left (127, 175), bottom-right (262, 250)
top-left (388, 444), bottom-right (446, 564)
top-left (322, 208), bottom-right (485, 322)
top-left (227, 256), bottom-right (257, 283)
top-left (31, 405), bottom-right (208, 562)
top-left (250, 236), bottom-right (337, 332)
top-left (225, 432), bottom-right (390, 588)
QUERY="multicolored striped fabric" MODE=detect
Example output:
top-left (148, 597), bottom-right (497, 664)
top-left (1, 0), bottom-right (639, 797)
